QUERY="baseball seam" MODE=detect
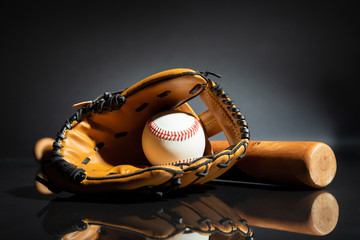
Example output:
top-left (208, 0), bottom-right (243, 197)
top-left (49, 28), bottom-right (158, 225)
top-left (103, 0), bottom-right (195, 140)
top-left (148, 118), bottom-right (200, 141)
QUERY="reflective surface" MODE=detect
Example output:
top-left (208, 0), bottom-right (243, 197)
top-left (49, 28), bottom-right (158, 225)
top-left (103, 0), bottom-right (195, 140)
top-left (1, 147), bottom-right (359, 239)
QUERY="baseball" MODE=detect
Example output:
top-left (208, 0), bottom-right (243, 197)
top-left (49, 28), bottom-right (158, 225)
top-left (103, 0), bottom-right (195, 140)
top-left (142, 110), bottom-right (206, 166)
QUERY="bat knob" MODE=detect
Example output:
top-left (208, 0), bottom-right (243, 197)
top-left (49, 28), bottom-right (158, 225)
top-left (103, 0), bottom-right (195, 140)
top-left (307, 143), bottom-right (337, 188)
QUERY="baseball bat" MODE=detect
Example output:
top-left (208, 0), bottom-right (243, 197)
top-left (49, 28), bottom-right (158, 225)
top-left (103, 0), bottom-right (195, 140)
top-left (211, 140), bottom-right (336, 188)
top-left (197, 107), bottom-right (337, 188)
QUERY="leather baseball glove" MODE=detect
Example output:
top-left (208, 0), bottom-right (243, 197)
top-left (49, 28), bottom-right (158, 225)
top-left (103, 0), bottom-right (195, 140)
top-left (34, 68), bottom-right (250, 194)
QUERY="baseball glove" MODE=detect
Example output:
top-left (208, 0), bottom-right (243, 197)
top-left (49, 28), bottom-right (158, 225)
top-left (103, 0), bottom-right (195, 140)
top-left (34, 68), bottom-right (250, 194)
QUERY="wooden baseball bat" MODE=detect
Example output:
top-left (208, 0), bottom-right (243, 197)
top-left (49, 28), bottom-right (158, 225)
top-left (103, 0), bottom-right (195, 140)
top-left (197, 108), bottom-right (337, 188)
top-left (211, 141), bottom-right (337, 188)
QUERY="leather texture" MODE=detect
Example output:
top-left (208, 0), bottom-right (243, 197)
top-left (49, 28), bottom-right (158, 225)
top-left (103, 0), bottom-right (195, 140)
top-left (36, 68), bottom-right (249, 194)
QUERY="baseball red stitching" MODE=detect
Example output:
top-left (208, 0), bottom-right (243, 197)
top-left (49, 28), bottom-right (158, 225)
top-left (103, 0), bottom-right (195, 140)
top-left (148, 117), bottom-right (200, 141)
top-left (160, 158), bottom-right (196, 166)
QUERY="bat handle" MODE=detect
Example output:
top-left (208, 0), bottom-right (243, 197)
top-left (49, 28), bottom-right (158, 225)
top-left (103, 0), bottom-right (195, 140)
top-left (236, 141), bottom-right (337, 188)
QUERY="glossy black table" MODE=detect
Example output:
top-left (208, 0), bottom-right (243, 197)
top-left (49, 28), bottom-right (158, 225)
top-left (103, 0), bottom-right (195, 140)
top-left (1, 146), bottom-right (359, 239)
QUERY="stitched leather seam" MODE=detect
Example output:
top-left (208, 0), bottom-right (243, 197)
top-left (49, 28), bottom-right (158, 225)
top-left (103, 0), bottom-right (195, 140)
top-left (148, 118), bottom-right (200, 141)
top-left (204, 89), bottom-right (241, 141)
top-left (203, 117), bottom-right (218, 128)
top-left (160, 158), bottom-right (197, 166)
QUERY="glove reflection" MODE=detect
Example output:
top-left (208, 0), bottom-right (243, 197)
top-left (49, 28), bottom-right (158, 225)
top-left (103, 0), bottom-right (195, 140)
top-left (39, 189), bottom-right (253, 240)
top-left (38, 185), bottom-right (338, 239)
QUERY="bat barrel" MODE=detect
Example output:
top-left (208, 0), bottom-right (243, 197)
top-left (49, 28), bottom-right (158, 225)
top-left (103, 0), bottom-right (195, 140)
top-left (237, 141), bottom-right (337, 188)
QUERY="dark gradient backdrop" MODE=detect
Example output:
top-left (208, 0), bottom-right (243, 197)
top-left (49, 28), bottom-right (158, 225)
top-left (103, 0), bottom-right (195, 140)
top-left (3, 1), bottom-right (359, 158)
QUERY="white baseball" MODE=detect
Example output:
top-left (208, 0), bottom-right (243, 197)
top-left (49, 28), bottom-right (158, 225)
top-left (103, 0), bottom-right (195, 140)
top-left (142, 110), bottom-right (206, 166)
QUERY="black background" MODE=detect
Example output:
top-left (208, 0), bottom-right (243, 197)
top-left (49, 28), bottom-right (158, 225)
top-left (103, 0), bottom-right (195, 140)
top-left (2, 1), bottom-right (360, 239)
top-left (3, 0), bottom-right (359, 158)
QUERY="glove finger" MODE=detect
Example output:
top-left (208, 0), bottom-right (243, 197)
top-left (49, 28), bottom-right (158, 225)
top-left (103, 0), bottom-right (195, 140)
top-left (34, 137), bottom-right (54, 163)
